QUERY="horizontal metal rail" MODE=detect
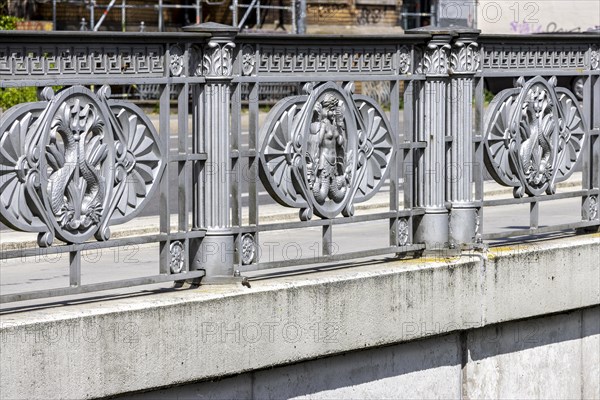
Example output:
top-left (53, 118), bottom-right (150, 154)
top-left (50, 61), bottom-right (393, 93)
top-left (0, 231), bottom-right (207, 261)
top-left (0, 270), bottom-right (206, 303)
top-left (240, 244), bottom-right (426, 272)
top-left (482, 189), bottom-right (600, 207)
top-left (234, 210), bottom-right (421, 233)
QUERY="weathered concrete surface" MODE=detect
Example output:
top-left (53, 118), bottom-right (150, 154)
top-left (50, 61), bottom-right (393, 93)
top-left (123, 333), bottom-right (463, 399)
top-left (582, 307), bottom-right (600, 399)
top-left (465, 309), bottom-right (599, 399)
top-left (119, 307), bottom-right (599, 400)
top-left (484, 237), bottom-right (600, 324)
top-left (0, 234), bottom-right (598, 399)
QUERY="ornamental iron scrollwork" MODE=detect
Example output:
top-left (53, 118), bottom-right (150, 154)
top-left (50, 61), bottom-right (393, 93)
top-left (587, 196), bottom-right (598, 221)
top-left (483, 76), bottom-right (587, 198)
top-left (398, 46), bottom-right (411, 74)
top-left (169, 45), bottom-right (184, 76)
top-left (258, 81), bottom-right (396, 220)
top-left (241, 44), bottom-right (256, 76)
top-left (397, 218), bottom-right (410, 246)
top-left (0, 85), bottom-right (164, 246)
top-left (240, 233), bottom-right (257, 265)
top-left (170, 241), bottom-right (185, 274)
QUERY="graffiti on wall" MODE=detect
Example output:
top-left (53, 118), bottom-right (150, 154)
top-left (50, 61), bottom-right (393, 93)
top-left (510, 21), bottom-right (600, 34)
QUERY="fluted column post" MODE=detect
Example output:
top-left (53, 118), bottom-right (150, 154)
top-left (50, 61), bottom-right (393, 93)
top-left (185, 23), bottom-right (238, 280)
top-left (448, 28), bottom-right (481, 247)
top-left (409, 28), bottom-right (455, 250)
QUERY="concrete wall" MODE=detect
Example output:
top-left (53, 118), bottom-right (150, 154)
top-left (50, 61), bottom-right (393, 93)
top-left (465, 307), bottom-right (599, 399)
top-left (1, 234), bottom-right (599, 399)
top-left (120, 307), bottom-right (600, 399)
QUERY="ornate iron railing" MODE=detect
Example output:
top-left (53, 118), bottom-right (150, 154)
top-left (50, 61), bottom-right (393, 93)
top-left (476, 34), bottom-right (600, 240)
top-left (0, 26), bottom-right (598, 303)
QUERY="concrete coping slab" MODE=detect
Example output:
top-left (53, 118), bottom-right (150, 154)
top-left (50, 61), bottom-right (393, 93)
top-left (0, 233), bottom-right (598, 398)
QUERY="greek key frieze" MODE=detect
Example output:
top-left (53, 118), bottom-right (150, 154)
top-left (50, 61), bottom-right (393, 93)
top-left (0, 45), bottom-right (165, 77)
top-left (256, 46), bottom-right (399, 74)
top-left (481, 45), bottom-right (588, 70)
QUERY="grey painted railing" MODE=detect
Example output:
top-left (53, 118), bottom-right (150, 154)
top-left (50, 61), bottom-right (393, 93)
top-left (0, 25), bottom-right (598, 303)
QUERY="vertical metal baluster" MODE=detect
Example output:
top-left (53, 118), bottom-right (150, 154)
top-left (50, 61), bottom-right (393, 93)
top-left (404, 80), bottom-right (415, 245)
top-left (580, 71), bottom-right (593, 228)
top-left (191, 78), bottom-right (204, 273)
top-left (530, 201), bottom-right (539, 230)
top-left (69, 250), bottom-right (81, 287)
top-left (594, 76), bottom-right (600, 201)
top-left (582, 75), bottom-right (592, 220)
top-left (323, 223), bottom-right (333, 257)
top-left (589, 74), bottom-right (600, 229)
top-left (231, 52), bottom-right (242, 266)
top-left (159, 81), bottom-right (171, 274)
top-left (178, 83), bottom-right (189, 232)
top-left (249, 82), bottom-right (260, 265)
top-left (474, 76), bottom-right (485, 241)
top-left (390, 79), bottom-right (400, 246)
top-left (249, 83), bottom-right (259, 227)
top-left (231, 79), bottom-right (242, 229)
top-left (178, 81), bottom-right (190, 272)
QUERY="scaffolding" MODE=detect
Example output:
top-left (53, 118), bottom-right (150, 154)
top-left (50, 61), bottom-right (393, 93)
top-left (232, 0), bottom-right (297, 32)
top-left (50, 0), bottom-right (203, 31)
top-left (51, 0), bottom-right (299, 32)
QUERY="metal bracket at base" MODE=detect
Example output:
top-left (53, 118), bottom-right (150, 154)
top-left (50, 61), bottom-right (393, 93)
top-left (200, 274), bottom-right (251, 288)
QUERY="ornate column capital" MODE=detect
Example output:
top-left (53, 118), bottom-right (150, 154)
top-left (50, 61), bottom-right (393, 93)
top-left (450, 28), bottom-right (481, 75)
top-left (201, 40), bottom-right (235, 78)
top-left (407, 27), bottom-right (455, 77)
top-left (183, 22), bottom-right (238, 79)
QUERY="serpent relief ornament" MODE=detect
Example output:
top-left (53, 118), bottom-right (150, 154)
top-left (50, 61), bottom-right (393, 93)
top-left (0, 85), bottom-right (164, 246)
top-left (483, 76), bottom-right (586, 197)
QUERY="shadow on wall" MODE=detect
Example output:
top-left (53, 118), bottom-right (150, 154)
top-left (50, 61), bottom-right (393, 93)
top-left (120, 306), bottom-right (599, 399)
